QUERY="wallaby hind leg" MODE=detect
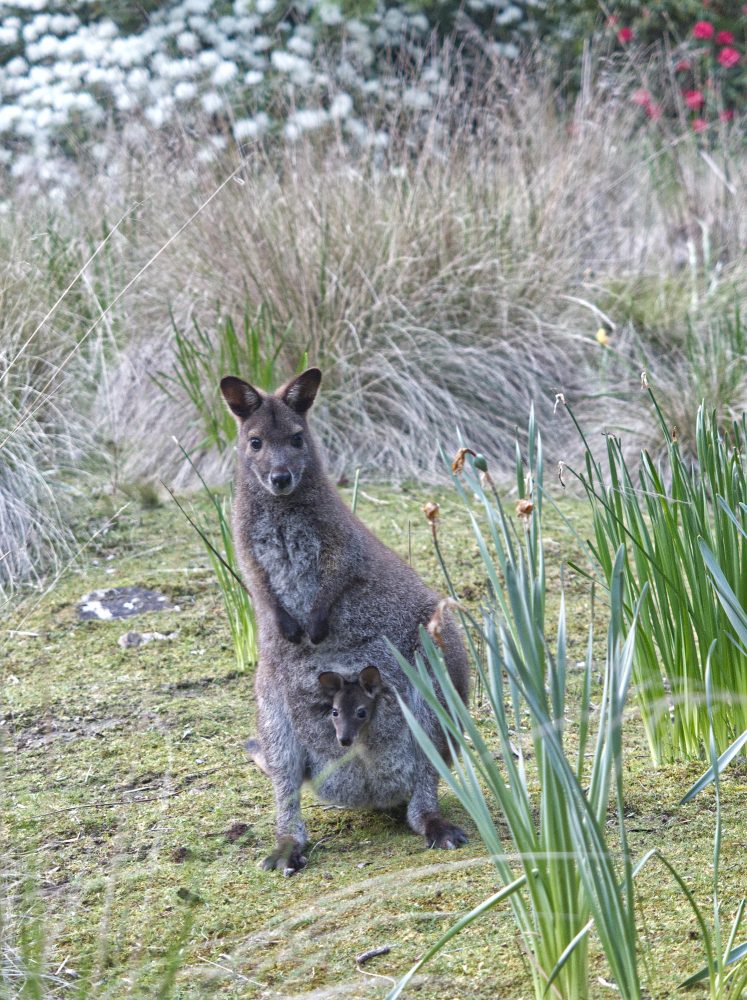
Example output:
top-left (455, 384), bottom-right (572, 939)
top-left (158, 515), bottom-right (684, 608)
top-left (403, 674), bottom-right (468, 849)
top-left (255, 695), bottom-right (309, 875)
top-left (406, 756), bottom-right (468, 850)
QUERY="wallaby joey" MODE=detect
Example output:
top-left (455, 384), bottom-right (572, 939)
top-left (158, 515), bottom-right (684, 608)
top-left (319, 666), bottom-right (381, 748)
top-left (222, 368), bottom-right (470, 875)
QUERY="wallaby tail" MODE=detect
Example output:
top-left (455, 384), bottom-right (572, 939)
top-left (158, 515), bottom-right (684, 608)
top-left (245, 737), bottom-right (270, 777)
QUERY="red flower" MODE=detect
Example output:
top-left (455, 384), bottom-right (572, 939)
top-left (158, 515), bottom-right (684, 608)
top-left (693, 21), bottom-right (714, 39)
top-left (684, 89), bottom-right (705, 109)
top-left (631, 89), bottom-right (651, 106)
top-left (692, 118), bottom-right (708, 132)
top-left (716, 31), bottom-right (734, 45)
top-left (675, 59), bottom-right (691, 72)
top-left (719, 109), bottom-right (735, 122)
top-left (718, 46), bottom-right (741, 68)
top-left (646, 103), bottom-right (662, 121)
top-left (617, 27), bottom-right (633, 43)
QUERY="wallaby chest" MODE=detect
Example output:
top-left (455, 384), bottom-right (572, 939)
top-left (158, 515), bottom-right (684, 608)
top-left (249, 507), bottom-right (321, 620)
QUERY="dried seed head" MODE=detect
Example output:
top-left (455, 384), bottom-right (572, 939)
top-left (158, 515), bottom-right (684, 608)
top-left (672, 425), bottom-right (678, 442)
top-left (516, 499), bottom-right (534, 520)
top-left (554, 393), bottom-right (566, 414)
top-left (558, 461), bottom-right (566, 488)
top-left (641, 370), bottom-right (649, 389)
top-left (452, 447), bottom-right (476, 474)
top-left (422, 501), bottom-right (440, 524)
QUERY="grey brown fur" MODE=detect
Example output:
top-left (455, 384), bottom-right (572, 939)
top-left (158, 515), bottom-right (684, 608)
top-left (221, 368), bottom-right (469, 875)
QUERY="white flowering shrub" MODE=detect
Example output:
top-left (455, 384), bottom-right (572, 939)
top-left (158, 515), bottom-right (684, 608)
top-left (0, 0), bottom-right (537, 188)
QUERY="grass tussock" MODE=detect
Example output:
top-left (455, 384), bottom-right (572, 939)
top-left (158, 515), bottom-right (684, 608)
top-left (1, 54), bottom-right (746, 588)
top-left (0, 217), bottom-right (105, 598)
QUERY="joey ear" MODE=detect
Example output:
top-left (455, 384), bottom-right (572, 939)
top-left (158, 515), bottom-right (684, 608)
top-left (359, 666), bottom-right (382, 698)
top-left (220, 376), bottom-right (262, 421)
top-left (318, 671), bottom-right (343, 697)
top-left (279, 368), bottom-right (322, 415)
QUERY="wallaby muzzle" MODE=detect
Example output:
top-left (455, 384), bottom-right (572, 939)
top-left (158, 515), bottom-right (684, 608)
top-left (269, 468), bottom-right (294, 495)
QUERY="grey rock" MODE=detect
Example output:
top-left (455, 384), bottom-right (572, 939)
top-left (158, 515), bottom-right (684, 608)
top-left (78, 586), bottom-right (178, 621)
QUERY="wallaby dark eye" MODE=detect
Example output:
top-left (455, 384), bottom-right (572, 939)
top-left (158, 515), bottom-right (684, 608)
top-left (356, 707), bottom-right (367, 719)
top-left (290, 433), bottom-right (303, 449)
top-left (331, 707), bottom-right (339, 717)
top-left (249, 437), bottom-right (262, 452)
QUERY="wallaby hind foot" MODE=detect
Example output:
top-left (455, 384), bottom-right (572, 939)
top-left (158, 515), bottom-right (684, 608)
top-left (261, 836), bottom-right (307, 876)
top-left (423, 813), bottom-right (468, 850)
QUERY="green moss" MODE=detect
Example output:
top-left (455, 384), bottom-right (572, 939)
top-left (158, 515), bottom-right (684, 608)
top-left (3, 485), bottom-right (746, 997)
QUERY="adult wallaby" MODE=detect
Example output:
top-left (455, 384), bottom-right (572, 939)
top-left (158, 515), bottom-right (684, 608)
top-left (221, 368), bottom-right (469, 875)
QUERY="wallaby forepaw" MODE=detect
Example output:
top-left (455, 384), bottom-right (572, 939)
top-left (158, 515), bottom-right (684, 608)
top-left (424, 818), bottom-right (468, 850)
top-left (277, 607), bottom-right (303, 644)
top-left (260, 839), bottom-right (307, 875)
top-left (307, 611), bottom-right (329, 645)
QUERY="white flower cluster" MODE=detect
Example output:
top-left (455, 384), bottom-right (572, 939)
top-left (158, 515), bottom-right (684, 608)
top-left (0, 0), bottom-right (533, 191)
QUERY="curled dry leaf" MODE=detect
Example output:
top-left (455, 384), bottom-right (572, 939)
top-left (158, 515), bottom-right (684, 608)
top-left (452, 447), bottom-right (476, 473)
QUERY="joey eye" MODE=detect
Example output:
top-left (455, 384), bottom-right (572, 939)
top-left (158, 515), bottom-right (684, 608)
top-left (331, 708), bottom-right (339, 718)
top-left (249, 437), bottom-right (262, 452)
top-left (356, 707), bottom-right (367, 720)
top-left (290, 433), bottom-right (303, 449)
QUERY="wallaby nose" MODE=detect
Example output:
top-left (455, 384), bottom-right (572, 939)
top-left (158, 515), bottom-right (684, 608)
top-left (339, 736), bottom-right (352, 747)
top-left (271, 470), bottom-right (292, 491)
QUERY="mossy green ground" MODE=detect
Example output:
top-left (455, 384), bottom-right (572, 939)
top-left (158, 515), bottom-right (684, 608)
top-left (3, 484), bottom-right (746, 998)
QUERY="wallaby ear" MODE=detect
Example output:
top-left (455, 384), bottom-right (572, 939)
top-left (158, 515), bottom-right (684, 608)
top-left (318, 671), bottom-right (343, 697)
top-left (359, 666), bottom-right (382, 698)
top-left (220, 376), bottom-right (262, 421)
top-left (279, 368), bottom-right (322, 415)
